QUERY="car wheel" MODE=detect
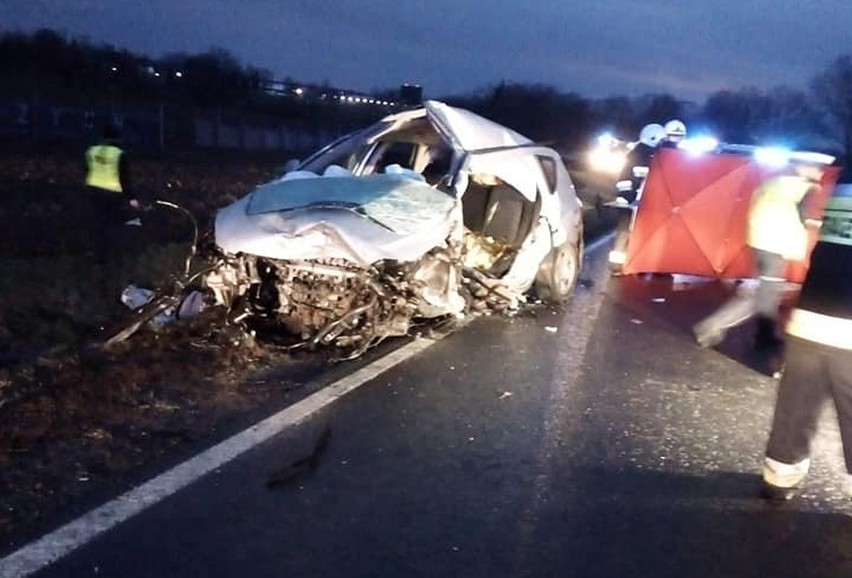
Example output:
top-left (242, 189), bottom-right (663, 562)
top-left (535, 236), bottom-right (582, 304)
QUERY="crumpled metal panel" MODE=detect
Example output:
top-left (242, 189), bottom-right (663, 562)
top-left (424, 100), bottom-right (531, 152)
top-left (215, 174), bottom-right (458, 267)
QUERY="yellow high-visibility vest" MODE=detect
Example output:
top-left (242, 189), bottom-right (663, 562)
top-left (85, 144), bottom-right (123, 192)
top-left (747, 175), bottom-right (812, 261)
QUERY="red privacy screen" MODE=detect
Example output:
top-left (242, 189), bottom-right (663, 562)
top-left (622, 147), bottom-right (841, 282)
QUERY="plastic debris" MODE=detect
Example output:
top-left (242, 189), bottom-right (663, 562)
top-left (119, 285), bottom-right (207, 327)
top-left (177, 290), bottom-right (207, 319)
top-left (120, 285), bottom-right (156, 310)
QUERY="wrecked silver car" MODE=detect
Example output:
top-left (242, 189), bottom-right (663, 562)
top-left (200, 101), bottom-right (584, 355)
top-left (108, 101), bottom-right (584, 357)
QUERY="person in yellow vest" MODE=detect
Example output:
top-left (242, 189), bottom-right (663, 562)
top-left (692, 163), bottom-right (824, 349)
top-left (84, 124), bottom-right (146, 306)
top-left (85, 124), bottom-right (139, 209)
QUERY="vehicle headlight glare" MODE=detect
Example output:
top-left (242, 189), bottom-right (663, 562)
top-left (678, 136), bottom-right (719, 156)
top-left (754, 146), bottom-right (791, 168)
top-left (588, 146), bottom-right (627, 175)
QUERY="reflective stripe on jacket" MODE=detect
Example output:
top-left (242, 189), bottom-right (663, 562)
top-left (747, 175), bottom-right (811, 260)
top-left (785, 196), bottom-right (852, 349)
top-left (786, 309), bottom-right (852, 350)
top-left (85, 145), bottom-right (123, 192)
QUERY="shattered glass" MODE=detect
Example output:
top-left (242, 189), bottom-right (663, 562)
top-left (246, 174), bottom-right (456, 236)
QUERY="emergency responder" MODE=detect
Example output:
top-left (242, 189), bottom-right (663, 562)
top-left (609, 123), bottom-right (666, 272)
top-left (660, 119), bottom-right (687, 148)
top-left (85, 123), bottom-right (138, 210)
top-left (760, 180), bottom-right (852, 501)
top-left (84, 124), bottom-right (143, 298)
top-left (692, 163), bottom-right (823, 349)
top-left (614, 123), bottom-right (666, 205)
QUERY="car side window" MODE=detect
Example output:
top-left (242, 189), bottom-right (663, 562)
top-left (536, 155), bottom-right (558, 194)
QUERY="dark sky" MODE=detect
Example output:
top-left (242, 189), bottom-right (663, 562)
top-left (3, 0), bottom-right (850, 102)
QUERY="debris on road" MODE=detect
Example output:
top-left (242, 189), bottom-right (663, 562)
top-left (266, 426), bottom-right (332, 488)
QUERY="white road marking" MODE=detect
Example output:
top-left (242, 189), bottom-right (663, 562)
top-left (585, 230), bottom-right (615, 256)
top-left (0, 234), bottom-right (613, 578)
top-left (0, 337), bottom-right (437, 578)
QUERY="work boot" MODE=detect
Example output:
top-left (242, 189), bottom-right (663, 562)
top-left (760, 456), bottom-right (810, 501)
top-left (693, 322), bottom-right (724, 349)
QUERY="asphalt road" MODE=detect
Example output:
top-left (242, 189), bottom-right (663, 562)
top-left (10, 241), bottom-right (852, 578)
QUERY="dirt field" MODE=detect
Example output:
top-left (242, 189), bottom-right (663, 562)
top-left (0, 146), bottom-right (616, 553)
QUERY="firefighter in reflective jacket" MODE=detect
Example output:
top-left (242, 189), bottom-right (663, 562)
top-left (693, 164), bottom-right (822, 348)
top-left (608, 123), bottom-right (667, 272)
top-left (760, 182), bottom-right (852, 500)
top-left (614, 123), bottom-right (666, 205)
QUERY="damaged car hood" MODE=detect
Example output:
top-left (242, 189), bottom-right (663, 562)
top-left (214, 173), bottom-right (458, 267)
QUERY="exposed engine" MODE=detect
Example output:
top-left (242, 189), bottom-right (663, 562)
top-left (202, 246), bottom-right (464, 356)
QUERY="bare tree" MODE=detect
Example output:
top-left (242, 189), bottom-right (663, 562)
top-left (701, 86), bottom-right (821, 147)
top-left (633, 93), bottom-right (683, 127)
top-left (810, 55), bottom-right (852, 164)
top-left (590, 96), bottom-right (635, 138)
top-left (703, 87), bottom-right (768, 142)
top-left (761, 86), bottom-right (822, 146)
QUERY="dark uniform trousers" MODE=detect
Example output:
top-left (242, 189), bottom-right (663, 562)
top-left (767, 335), bottom-right (852, 473)
top-left (85, 188), bottom-right (140, 260)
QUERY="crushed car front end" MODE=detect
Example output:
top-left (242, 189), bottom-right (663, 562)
top-left (201, 172), bottom-right (466, 355)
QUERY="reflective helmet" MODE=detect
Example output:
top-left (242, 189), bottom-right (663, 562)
top-left (664, 119), bottom-right (687, 142)
top-left (638, 123), bottom-right (666, 147)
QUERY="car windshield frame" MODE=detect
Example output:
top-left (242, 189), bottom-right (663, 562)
top-left (298, 123), bottom-right (389, 174)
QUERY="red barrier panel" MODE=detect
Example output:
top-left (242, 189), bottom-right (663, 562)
top-left (622, 147), bottom-right (840, 281)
